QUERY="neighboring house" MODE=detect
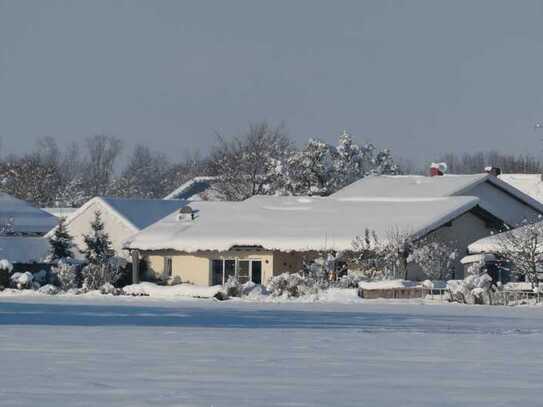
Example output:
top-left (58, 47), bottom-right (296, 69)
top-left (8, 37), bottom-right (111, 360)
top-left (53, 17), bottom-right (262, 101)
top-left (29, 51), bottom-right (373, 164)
top-left (0, 192), bottom-right (58, 236)
top-left (331, 172), bottom-right (543, 227)
top-left (0, 192), bottom-right (57, 267)
top-left (124, 194), bottom-right (500, 285)
top-left (45, 197), bottom-right (189, 260)
top-left (164, 176), bottom-right (224, 201)
top-left (466, 223), bottom-right (543, 284)
top-left (498, 174), bottom-right (543, 205)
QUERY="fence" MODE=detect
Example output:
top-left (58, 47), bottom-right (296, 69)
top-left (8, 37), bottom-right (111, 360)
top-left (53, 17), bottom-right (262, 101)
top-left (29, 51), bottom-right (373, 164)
top-left (492, 290), bottom-right (541, 306)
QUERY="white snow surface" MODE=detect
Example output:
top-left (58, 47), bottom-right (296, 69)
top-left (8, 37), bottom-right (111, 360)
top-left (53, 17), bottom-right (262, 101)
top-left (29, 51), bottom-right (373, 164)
top-left (1, 295), bottom-right (543, 406)
top-left (332, 174), bottom-right (489, 198)
top-left (123, 282), bottom-right (224, 298)
top-left (0, 192), bottom-right (57, 235)
top-left (125, 195), bottom-right (479, 252)
top-left (499, 173), bottom-right (543, 204)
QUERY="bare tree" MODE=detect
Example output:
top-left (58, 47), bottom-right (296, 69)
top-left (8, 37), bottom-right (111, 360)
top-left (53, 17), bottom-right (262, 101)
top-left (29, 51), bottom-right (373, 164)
top-left (83, 135), bottom-right (123, 196)
top-left (112, 145), bottom-right (172, 198)
top-left (410, 236), bottom-right (458, 280)
top-left (496, 219), bottom-right (543, 289)
top-left (208, 122), bottom-right (292, 200)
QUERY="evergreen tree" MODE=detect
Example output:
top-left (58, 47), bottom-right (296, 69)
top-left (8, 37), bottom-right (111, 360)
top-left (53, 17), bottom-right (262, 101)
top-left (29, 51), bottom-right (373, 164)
top-left (48, 217), bottom-right (74, 261)
top-left (82, 211), bottom-right (113, 266)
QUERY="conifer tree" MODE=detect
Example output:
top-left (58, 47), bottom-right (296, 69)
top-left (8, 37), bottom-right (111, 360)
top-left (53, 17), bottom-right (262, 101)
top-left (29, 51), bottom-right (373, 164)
top-left (82, 211), bottom-right (113, 266)
top-left (48, 217), bottom-right (74, 261)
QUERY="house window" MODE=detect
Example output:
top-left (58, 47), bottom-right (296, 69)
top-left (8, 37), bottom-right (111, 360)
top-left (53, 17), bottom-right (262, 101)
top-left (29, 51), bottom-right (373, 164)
top-left (164, 257), bottom-right (173, 278)
top-left (210, 259), bottom-right (262, 285)
top-left (211, 259), bottom-right (236, 285)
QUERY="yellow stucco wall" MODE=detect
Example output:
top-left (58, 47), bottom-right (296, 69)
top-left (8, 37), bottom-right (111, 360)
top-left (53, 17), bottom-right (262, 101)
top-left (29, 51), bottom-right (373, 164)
top-left (143, 249), bottom-right (278, 285)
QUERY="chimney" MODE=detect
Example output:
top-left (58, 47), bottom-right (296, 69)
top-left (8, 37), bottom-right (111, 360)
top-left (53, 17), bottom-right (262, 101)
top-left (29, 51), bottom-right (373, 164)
top-left (430, 162), bottom-right (447, 177)
top-left (484, 166), bottom-right (501, 177)
top-left (177, 206), bottom-right (194, 221)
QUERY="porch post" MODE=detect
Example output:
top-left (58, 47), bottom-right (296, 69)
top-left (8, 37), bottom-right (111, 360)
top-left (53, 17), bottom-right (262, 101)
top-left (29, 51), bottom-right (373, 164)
top-left (131, 250), bottom-right (140, 284)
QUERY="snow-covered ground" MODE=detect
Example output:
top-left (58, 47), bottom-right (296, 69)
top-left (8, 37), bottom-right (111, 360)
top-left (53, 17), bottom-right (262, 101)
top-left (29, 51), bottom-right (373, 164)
top-left (1, 296), bottom-right (543, 406)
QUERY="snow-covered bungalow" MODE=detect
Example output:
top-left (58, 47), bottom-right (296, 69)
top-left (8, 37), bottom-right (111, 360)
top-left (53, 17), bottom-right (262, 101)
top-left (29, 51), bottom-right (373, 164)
top-left (45, 197), bottom-right (189, 260)
top-left (124, 194), bottom-right (502, 285)
top-left (332, 173), bottom-right (543, 227)
top-left (0, 192), bottom-right (58, 266)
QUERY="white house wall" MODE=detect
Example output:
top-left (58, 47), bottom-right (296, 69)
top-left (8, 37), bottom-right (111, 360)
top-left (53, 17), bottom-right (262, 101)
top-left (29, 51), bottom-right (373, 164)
top-left (65, 200), bottom-right (137, 260)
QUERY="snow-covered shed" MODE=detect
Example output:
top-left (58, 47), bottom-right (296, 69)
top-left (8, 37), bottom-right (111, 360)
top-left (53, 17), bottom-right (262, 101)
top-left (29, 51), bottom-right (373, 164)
top-left (0, 192), bottom-right (57, 236)
top-left (124, 195), bottom-right (499, 285)
top-left (46, 197), bottom-right (189, 260)
top-left (164, 176), bottom-right (224, 201)
top-left (332, 173), bottom-right (543, 227)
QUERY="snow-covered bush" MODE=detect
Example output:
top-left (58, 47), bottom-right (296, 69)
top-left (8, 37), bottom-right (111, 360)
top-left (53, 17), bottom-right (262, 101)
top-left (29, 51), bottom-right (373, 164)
top-left (38, 284), bottom-right (60, 295)
top-left (224, 275), bottom-right (241, 297)
top-left (81, 257), bottom-right (128, 291)
top-left (10, 272), bottom-right (33, 289)
top-left (100, 282), bottom-right (121, 295)
top-left (52, 260), bottom-right (80, 290)
top-left (0, 259), bottom-right (13, 288)
top-left (268, 273), bottom-right (319, 298)
top-left (448, 263), bottom-right (494, 304)
top-left (336, 272), bottom-right (366, 288)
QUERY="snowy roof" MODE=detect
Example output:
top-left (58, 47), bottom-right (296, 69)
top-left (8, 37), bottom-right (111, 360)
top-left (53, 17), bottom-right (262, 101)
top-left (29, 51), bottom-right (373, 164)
top-left (164, 177), bottom-right (222, 201)
top-left (0, 236), bottom-right (49, 263)
top-left (498, 174), bottom-right (543, 204)
top-left (101, 198), bottom-right (190, 230)
top-left (331, 174), bottom-right (543, 225)
top-left (0, 193), bottom-right (58, 235)
top-left (47, 197), bottom-right (190, 237)
top-left (124, 195), bottom-right (480, 253)
top-left (468, 221), bottom-right (543, 254)
top-left (332, 174), bottom-right (489, 199)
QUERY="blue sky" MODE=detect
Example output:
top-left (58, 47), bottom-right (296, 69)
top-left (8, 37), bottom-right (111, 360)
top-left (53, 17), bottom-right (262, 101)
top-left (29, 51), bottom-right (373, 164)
top-left (1, 0), bottom-right (543, 165)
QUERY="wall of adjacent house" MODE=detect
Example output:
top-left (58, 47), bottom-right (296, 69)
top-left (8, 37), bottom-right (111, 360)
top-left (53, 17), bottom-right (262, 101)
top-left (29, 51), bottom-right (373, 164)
top-left (415, 210), bottom-right (493, 280)
top-left (65, 200), bottom-right (136, 260)
top-left (469, 181), bottom-right (541, 226)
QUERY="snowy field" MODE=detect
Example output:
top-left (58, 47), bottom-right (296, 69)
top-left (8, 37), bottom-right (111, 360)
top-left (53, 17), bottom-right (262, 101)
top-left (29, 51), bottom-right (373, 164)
top-left (1, 296), bottom-right (543, 406)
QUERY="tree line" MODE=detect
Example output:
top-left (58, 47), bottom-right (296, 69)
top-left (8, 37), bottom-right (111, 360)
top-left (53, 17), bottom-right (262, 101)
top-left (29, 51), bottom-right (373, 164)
top-left (0, 123), bottom-right (399, 207)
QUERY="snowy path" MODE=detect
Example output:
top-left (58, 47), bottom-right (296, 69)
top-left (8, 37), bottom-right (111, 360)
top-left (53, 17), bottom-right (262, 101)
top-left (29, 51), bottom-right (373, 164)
top-left (0, 297), bottom-right (542, 406)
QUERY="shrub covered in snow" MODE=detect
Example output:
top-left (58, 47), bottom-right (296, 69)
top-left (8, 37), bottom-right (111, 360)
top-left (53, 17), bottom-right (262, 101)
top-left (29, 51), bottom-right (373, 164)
top-left (81, 257), bottom-right (128, 291)
top-left (52, 260), bottom-right (80, 290)
top-left (10, 272), bottom-right (33, 289)
top-left (268, 273), bottom-right (320, 298)
top-left (448, 263), bottom-right (494, 304)
top-left (38, 284), bottom-right (60, 295)
top-left (224, 275), bottom-right (241, 297)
